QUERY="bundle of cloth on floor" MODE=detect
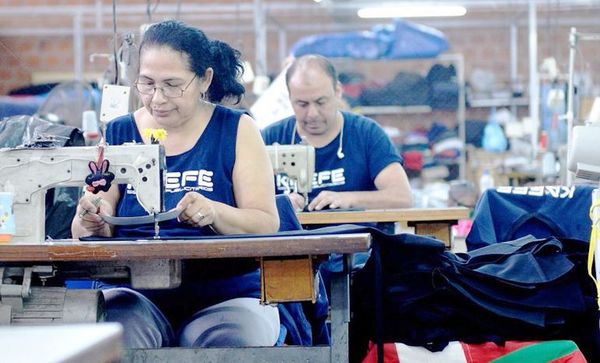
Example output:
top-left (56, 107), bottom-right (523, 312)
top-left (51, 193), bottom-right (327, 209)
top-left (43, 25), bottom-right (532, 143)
top-left (351, 231), bottom-right (599, 362)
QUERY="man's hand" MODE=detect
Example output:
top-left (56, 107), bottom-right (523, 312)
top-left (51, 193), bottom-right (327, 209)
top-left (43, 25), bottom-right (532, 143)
top-left (307, 190), bottom-right (351, 211)
top-left (288, 192), bottom-right (306, 212)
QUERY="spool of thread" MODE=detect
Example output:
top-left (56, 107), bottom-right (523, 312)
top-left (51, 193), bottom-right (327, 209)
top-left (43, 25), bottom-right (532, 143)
top-left (587, 97), bottom-right (600, 124)
top-left (0, 192), bottom-right (15, 243)
top-left (82, 110), bottom-right (100, 142)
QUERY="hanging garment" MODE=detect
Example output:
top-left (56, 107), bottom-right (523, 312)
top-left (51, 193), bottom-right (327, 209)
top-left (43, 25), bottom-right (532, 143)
top-left (466, 185), bottom-right (595, 251)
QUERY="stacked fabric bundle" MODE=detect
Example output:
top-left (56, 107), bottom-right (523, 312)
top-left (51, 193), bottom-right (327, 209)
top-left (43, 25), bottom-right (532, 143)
top-left (351, 232), bottom-right (599, 362)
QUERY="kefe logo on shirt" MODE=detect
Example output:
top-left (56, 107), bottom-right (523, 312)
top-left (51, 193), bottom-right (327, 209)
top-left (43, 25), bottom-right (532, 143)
top-left (276, 168), bottom-right (345, 193)
top-left (126, 169), bottom-right (215, 195)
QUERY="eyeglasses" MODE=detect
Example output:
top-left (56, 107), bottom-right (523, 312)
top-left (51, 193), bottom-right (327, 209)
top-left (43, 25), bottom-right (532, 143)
top-left (135, 74), bottom-right (197, 98)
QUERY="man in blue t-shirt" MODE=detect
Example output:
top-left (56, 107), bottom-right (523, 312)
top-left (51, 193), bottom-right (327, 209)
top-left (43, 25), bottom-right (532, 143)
top-left (262, 54), bottom-right (412, 212)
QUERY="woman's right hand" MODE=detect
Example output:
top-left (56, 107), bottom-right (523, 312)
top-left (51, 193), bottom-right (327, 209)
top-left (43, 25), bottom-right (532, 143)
top-left (72, 195), bottom-right (114, 238)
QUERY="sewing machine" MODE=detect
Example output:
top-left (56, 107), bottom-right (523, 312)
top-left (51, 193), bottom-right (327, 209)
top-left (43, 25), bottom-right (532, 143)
top-left (0, 143), bottom-right (164, 244)
top-left (266, 144), bottom-right (315, 197)
top-left (0, 142), bottom-right (172, 325)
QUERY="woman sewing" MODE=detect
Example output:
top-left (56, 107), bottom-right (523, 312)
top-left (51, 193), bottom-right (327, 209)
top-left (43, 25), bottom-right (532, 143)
top-left (71, 20), bottom-right (280, 348)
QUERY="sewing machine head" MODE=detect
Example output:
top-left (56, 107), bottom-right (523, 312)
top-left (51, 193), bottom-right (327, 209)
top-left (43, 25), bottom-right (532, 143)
top-left (266, 144), bottom-right (315, 195)
top-left (0, 143), bottom-right (164, 243)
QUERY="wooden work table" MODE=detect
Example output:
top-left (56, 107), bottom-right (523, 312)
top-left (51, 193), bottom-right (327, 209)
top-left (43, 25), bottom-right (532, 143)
top-left (297, 207), bottom-right (470, 247)
top-left (0, 233), bottom-right (372, 363)
top-left (0, 234), bottom-right (371, 262)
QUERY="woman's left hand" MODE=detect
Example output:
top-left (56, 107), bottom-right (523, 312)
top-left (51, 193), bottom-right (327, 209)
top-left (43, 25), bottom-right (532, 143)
top-left (176, 192), bottom-right (216, 228)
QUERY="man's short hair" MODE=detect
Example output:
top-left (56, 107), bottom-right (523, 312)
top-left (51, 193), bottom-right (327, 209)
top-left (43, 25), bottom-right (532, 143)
top-left (285, 54), bottom-right (338, 90)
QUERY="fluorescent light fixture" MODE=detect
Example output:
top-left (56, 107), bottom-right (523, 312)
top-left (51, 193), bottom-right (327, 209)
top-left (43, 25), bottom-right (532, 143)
top-left (358, 5), bottom-right (467, 18)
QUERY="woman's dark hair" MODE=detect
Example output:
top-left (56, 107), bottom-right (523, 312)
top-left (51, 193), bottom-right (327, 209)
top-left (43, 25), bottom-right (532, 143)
top-left (140, 20), bottom-right (245, 104)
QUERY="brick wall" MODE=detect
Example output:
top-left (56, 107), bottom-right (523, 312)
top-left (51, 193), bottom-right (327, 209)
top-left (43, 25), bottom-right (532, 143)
top-left (0, 1), bottom-right (599, 96)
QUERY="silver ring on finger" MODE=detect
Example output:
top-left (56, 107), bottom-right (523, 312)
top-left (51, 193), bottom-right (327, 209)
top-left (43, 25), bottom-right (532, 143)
top-left (196, 211), bottom-right (205, 221)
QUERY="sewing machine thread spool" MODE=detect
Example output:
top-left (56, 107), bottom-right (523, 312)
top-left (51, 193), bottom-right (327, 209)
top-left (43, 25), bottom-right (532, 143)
top-left (82, 110), bottom-right (100, 145)
top-left (0, 192), bottom-right (15, 243)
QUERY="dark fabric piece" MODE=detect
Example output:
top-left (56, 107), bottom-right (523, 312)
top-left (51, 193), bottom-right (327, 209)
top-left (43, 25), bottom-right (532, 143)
top-left (428, 81), bottom-right (459, 109)
top-left (8, 82), bottom-right (59, 96)
top-left (464, 120), bottom-right (487, 147)
top-left (351, 233), bottom-right (599, 362)
top-left (0, 115), bottom-right (83, 148)
top-left (426, 64), bottom-right (456, 84)
top-left (80, 221), bottom-right (375, 242)
top-left (275, 194), bottom-right (302, 231)
top-left (426, 64), bottom-right (459, 110)
top-left (44, 189), bottom-right (79, 239)
top-left (359, 72), bottom-right (430, 107)
top-left (301, 272), bottom-right (331, 345)
top-left (277, 302), bottom-right (311, 345)
top-left (466, 185), bottom-right (595, 251)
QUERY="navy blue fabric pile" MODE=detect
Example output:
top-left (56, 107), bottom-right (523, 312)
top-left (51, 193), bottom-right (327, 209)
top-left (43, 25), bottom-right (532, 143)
top-left (351, 232), bottom-right (599, 362)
